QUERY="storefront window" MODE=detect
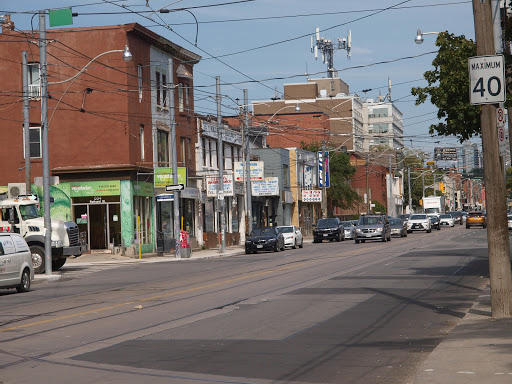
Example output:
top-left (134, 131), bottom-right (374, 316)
top-left (133, 196), bottom-right (152, 244)
top-left (204, 199), bottom-right (215, 233)
top-left (182, 199), bottom-right (195, 236)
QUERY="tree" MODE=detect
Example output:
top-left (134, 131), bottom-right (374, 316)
top-left (411, 32), bottom-right (480, 142)
top-left (300, 141), bottom-right (361, 213)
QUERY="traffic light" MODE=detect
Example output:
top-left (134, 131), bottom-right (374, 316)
top-left (438, 182), bottom-right (444, 193)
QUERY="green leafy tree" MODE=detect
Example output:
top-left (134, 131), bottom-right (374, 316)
top-left (411, 32), bottom-right (479, 142)
top-left (372, 201), bottom-right (387, 215)
top-left (300, 141), bottom-right (361, 213)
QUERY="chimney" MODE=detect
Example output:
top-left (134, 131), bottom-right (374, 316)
top-left (1, 15), bottom-right (15, 32)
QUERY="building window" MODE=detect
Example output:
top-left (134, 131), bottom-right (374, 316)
top-left (180, 137), bottom-right (191, 166)
top-left (162, 74), bottom-right (167, 107)
top-left (368, 123), bottom-right (388, 133)
top-left (283, 164), bottom-right (290, 187)
top-left (140, 125), bottom-right (145, 162)
top-left (157, 129), bottom-right (169, 166)
top-left (178, 84), bottom-right (184, 112)
top-left (202, 138), bottom-right (207, 167)
top-left (28, 63), bottom-right (40, 98)
top-left (133, 196), bottom-right (151, 244)
top-left (156, 71), bottom-right (161, 106)
top-left (184, 84), bottom-right (189, 112)
top-left (369, 107), bottom-right (388, 118)
top-left (138, 65), bottom-right (143, 103)
top-left (29, 126), bottom-right (41, 158)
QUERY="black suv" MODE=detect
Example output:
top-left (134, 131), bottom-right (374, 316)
top-left (313, 218), bottom-right (345, 243)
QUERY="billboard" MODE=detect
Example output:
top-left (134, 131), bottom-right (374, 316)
top-left (434, 147), bottom-right (457, 161)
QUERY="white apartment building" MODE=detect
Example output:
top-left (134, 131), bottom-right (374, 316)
top-left (361, 99), bottom-right (404, 152)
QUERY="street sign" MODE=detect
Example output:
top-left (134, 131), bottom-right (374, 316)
top-left (156, 193), bottom-right (174, 201)
top-left (165, 183), bottom-right (185, 192)
top-left (468, 55), bottom-right (505, 105)
top-left (497, 107), bottom-right (506, 127)
top-left (498, 126), bottom-right (507, 156)
top-left (217, 191), bottom-right (224, 200)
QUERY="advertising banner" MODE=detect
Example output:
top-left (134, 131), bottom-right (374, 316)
top-left (252, 177), bottom-right (279, 196)
top-left (206, 175), bottom-right (234, 197)
top-left (70, 180), bottom-right (121, 197)
top-left (318, 151), bottom-right (330, 188)
top-left (234, 161), bottom-right (264, 181)
top-left (302, 189), bottom-right (322, 202)
top-left (154, 167), bottom-right (187, 188)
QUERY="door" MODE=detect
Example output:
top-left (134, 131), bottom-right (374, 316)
top-left (108, 204), bottom-right (121, 247)
top-left (89, 204), bottom-right (107, 249)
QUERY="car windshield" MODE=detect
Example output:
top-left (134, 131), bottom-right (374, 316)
top-left (358, 216), bottom-right (383, 225)
top-left (342, 221), bottom-right (353, 228)
top-left (410, 214), bottom-right (427, 220)
top-left (389, 218), bottom-right (402, 225)
top-left (399, 215), bottom-right (409, 219)
top-left (469, 212), bottom-right (482, 216)
top-left (317, 219), bottom-right (338, 228)
top-left (508, 216), bottom-right (512, 220)
top-left (251, 227), bottom-right (275, 236)
top-left (19, 204), bottom-right (40, 220)
top-left (439, 214), bottom-right (451, 219)
top-left (276, 226), bottom-right (293, 233)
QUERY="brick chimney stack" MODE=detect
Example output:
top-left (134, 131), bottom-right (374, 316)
top-left (1, 15), bottom-right (15, 32)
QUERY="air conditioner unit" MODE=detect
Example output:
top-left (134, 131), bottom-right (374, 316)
top-left (8, 183), bottom-right (26, 198)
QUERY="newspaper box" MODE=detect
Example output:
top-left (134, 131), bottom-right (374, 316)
top-left (180, 230), bottom-right (191, 258)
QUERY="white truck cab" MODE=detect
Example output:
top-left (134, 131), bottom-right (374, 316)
top-left (0, 195), bottom-right (87, 273)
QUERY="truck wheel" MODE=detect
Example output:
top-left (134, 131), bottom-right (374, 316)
top-left (16, 268), bottom-right (31, 293)
top-left (52, 258), bottom-right (67, 270)
top-left (30, 245), bottom-right (45, 274)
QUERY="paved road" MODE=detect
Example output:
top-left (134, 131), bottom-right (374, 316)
top-left (0, 225), bottom-right (489, 384)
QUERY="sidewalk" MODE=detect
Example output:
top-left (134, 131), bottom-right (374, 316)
top-left (412, 283), bottom-right (512, 383)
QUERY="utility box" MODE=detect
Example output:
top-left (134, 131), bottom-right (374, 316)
top-left (180, 230), bottom-right (191, 258)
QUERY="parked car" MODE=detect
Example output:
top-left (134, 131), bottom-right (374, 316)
top-left (0, 233), bottom-right (34, 293)
top-left (341, 221), bottom-right (355, 239)
top-left (428, 214), bottom-right (441, 230)
top-left (313, 218), bottom-right (345, 243)
top-left (447, 211), bottom-right (463, 225)
top-left (354, 214), bottom-right (391, 243)
top-left (245, 227), bottom-right (285, 254)
top-left (276, 225), bottom-right (303, 249)
top-left (389, 218), bottom-right (407, 237)
top-left (439, 213), bottom-right (455, 227)
top-left (407, 214), bottom-right (432, 233)
top-left (466, 211), bottom-right (486, 229)
top-left (508, 215), bottom-right (512, 230)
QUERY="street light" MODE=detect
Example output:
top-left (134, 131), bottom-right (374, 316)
top-left (414, 29), bottom-right (439, 44)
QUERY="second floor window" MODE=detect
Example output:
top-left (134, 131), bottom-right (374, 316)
top-left (157, 129), bottom-right (169, 166)
top-left (156, 71), bottom-right (161, 106)
top-left (27, 126), bottom-right (41, 158)
top-left (28, 63), bottom-right (40, 99)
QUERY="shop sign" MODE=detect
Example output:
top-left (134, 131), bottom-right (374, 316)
top-left (70, 180), bottom-right (120, 197)
top-left (181, 187), bottom-right (200, 199)
top-left (206, 175), bottom-right (234, 197)
top-left (154, 167), bottom-right (187, 188)
top-left (234, 181), bottom-right (245, 195)
top-left (302, 189), bottom-right (322, 202)
top-left (303, 165), bottom-right (313, 187)
top-left (157, 193), bottom-right (174, 201)
top-left (234, 161), bottom-right (264, 181)
top-left (133, 181), bottom-right (154, 197)
top-left (252, 177), bottom-right (279, 196)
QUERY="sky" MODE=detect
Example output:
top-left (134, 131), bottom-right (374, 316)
top-left (2, 0), bottom-right (480, 158)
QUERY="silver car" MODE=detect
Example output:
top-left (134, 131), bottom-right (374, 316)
top-left (354, 215), bottom-right (392, 244)
top-left (0, 233), bottom-right (34, 293)
top-left (341, 221), bottom-right (355, 239)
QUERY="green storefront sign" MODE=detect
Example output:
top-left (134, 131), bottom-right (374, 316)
top-left (69, 181), bottom-right (121, 197)
top-left (154, 168), bottom-right (187, 188)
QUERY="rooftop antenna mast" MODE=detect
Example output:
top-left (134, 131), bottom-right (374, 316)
top-left (311, 27), bottom-right (351, 78)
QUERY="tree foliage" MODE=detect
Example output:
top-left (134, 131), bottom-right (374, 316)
top-left (411, 32), bottom-right (480, 142)
top-left (300, 141), bottom-right (361, 212)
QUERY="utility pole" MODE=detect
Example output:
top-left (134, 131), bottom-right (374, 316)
top-left (168, 57), bottom-right (181, 258)
top-left (216, 77), bottom-right (226, 253)
top-left (22, 51), bottom-right (31, 194)
top-left (472, 0), bottom-right (512, 317)
top-left (388, 154), bottom-right (393, 216)
top-left (408, 168), bottom-right (412, 214)
top-left (244, 89), bottom-right (253, 235)
top-left (365, 154), bottom-right (370, 213)
top-left (39, 11), bottom-right (52, 275)
top-left (321, 140), bottom-right (327, 218)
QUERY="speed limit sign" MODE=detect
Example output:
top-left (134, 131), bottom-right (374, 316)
top-left (468, 55), bottom-right (505, 105)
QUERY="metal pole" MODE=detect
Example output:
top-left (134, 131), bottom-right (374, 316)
top-left (422, 172), bottom-right (425, 199)
top-left (366, 154), bottom-right (370, 213)
top-left (244, 89), bottom-right (253, 235)
top-left (388, 154), bottom-right (393, 216)
top-left (216, 77), bottom-right (226, 253)
top-left (321, 140), bottom-right (327, 218)
top-left (39, 12), bottom-right (52, 275)
top-left (408, 168), bottom-right (412, 214)
top-left (22, 51), bottom-right (31, 194)
top-left (168, 58), bottom-right (181, 258)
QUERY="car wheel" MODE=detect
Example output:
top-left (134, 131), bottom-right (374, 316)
top-left (30, 245), bottom-right (45, 274)
top-left (16, 268), bottom-right (31, 293)
top-left (437, 225), bottom-right (441, 230)
top-left (292, 240), bottom-right (297, 249)
top-left (355, 239), bottom-right (360, 244)
top-left (336, 234), bottom-right (341, 242)
top-left (299, 240), bottom-right (303, 248)
top-left (387, 233), bottom-right (391, 241)
top-left (245, 248), bottom-right (251, 254)
top-left (427, 228), bottom-right (432, 233)
top-left (52, 258), bottom-right (67, 270)
top-left (407, 230), bottom-right (411, 233)
top-left (361, 240), bottom-right (366, 243)
top-left (341, 234), bottom-right (345, 241)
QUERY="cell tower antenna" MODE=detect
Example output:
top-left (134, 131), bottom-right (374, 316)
top-left (311, 27), bottom-right (351, 78)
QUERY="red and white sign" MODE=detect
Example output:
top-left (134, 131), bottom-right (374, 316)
top-left (302, 190), bottom-right (322, 202)
top-left (498, 126), bottom-right (507, 156)
top-left (497, 107), bottom-right (505, 127)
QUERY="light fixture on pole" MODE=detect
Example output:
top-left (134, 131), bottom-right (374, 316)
top-left (414, 29), bottom-right (439, 44)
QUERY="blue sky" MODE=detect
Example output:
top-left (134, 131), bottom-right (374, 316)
top-left (2, 0), bottom-right (479, 156)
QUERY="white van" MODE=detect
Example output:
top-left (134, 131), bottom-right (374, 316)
top-left (0, 233), bottom-right (34, 293)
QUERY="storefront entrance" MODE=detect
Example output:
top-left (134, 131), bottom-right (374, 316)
top-left (73, 198), bottom-right (121, 251)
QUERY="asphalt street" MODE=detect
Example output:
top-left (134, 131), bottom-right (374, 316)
top-left (0, 225), bottom-right (490, 384)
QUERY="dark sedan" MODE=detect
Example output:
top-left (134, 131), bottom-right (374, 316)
top-left (389, 218), bottom-right (407, 237)
top-left (245, 227), bottom-right (285, 254)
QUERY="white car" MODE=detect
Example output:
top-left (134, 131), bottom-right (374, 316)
top-left (439, 214), bottom-right (455, 227)
top-left (0, 233), bottom-right (34, 293)
top-left (508, 215), bottom-right (512, 230)
top-left (276, 225), bottom-right (304, 249)
top-left (341, 221), bottom-right (355, 239)
top-left (407, 214), bottom-right (432, 233)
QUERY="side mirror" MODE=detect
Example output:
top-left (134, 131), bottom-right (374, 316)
top-left (8, 208), bottom-right (15, 225)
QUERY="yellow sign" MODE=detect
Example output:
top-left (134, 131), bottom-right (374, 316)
top-left (426, 161), bottom-right (435, 166)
